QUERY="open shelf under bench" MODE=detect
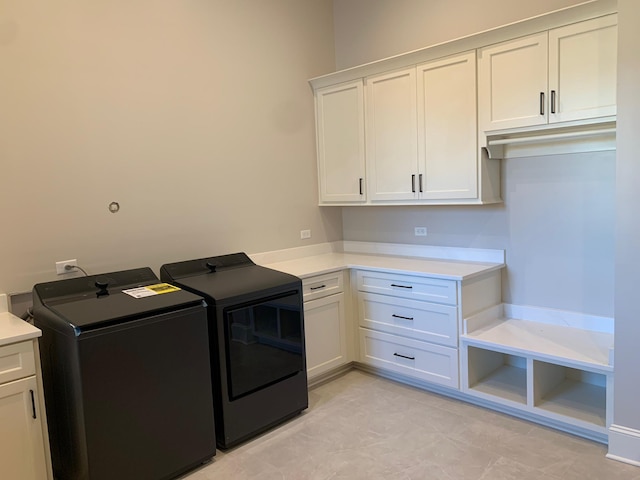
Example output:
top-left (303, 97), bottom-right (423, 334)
top-left (460, 304), bottom-right (614, 442)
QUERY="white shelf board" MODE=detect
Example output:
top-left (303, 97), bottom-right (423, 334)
top-left (535, 379), bottom-right (607, 427)
top-left (470, 364), bottom-right (527, 405)
top-left (462, 318), bottom-right (613, 372)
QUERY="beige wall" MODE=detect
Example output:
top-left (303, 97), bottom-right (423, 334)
top-left (0, 0), bottom-right (340, 294)
top-left (334, 0), bottom-right (615, 317)
top-left (343, 153), bottom-right (615, 317)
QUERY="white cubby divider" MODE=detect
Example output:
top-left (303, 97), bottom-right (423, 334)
top-left (461, 304), bottom-right (614, 443)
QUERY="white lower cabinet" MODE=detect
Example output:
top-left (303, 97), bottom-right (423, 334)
top-left (356, 268), bottom-right (502, 391)
top-left (303, 272), bottom-right (348, 381)
top-left (0, 341), bottom-right (48, 480)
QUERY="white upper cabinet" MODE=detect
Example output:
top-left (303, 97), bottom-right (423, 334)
top-left (479, 14), bottom-right (617, 133)
top-left (548, 14), bottom-right (617, 123)
top-left (365, 52), bottom-right (479, 203)
top-left (417, 52), bottom-right (478, 200)
top-left (310, 2), bottom-right (616, 204)
top-left (366, 68), bottom-right (419, 201)
top-left (315, 80), bottom-right (366, 203)
top-left (478, 33), bottom-right (548, 131)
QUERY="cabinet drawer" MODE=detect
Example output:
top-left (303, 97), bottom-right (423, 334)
top-left (303, 271), bottom-right (344, 301)
top-left (357, 270), bottom-right (457, 305)
top-left (359, 292), bottom-right (458, 347)
top-left (359, 328), bottom-right (458, 388)
top-left (0, 341), bottom-right (36, 385)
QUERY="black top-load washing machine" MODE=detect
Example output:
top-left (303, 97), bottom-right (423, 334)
top-left (160, 252), bottom-right (308, 449)
top-left (33, 267), bottom-right (216, 480)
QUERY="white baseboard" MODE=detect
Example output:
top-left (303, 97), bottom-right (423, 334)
top-left (607, 424), bottom-right (640, 466)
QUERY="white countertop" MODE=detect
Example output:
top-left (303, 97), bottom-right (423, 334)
top-left (0, 294), bottom-right (41, 347)
top-left (261, 251), bottom-right (503, 281)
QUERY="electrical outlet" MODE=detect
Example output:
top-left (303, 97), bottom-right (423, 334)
top-left (414, 227), bottom-right (427, 237)
top-left (56, 259), bottom-right (78, 275)
top-left (300, 229), bottom-right (311, 240)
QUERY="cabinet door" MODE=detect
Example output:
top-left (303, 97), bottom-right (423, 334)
top-left (315, 80), bottom-right (366, 203)
top-left (304, 293), bottom-right (347, 380)
top-left (478, 32), bottom-right (548, 131)
top-left (366, 68), bottom-right (419, 201)
top-left (548, 14), bottom-right (617, 123)
top-left (417, 51), bottom-right (478, 200)
top-left (0, 376), bottom-right (47, 480)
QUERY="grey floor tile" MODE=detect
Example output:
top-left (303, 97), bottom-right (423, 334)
top-left (181, 370), bottom-right (639, 480)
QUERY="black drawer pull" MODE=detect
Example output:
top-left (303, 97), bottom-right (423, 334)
top-left (392, 314), bottom-right (414, 321)
top-left (390, 284), bottom-right (413, 289)
top-left (309, 284), bottom-right (326, 291)
top-left (393, 353), bottom-right (415, 361)
top-left (551, 90), bottom-right (556, 114)
top-left (540, 91), bottom-right (545, 115)
top-left (30, 390), bottom-right (37, 419)
top-left (359, 177), bottom-right (363, 195)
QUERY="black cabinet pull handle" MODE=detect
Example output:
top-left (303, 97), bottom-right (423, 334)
top-left (30, 390), bottom-right (37, 419)
top-left (392, 314), bottom-right (414, 321)
top-left (551, 90), bottom-right (556, 114)
top-left (411, 174), bottom-right (416, 193)
top-left (419, 174), bottom-right (423, 193)
top-left (540, 92), bottom-right (545, 115)
top-left (390, 284), bottom-right (413, 289)
top-left (393, 353), bottom-right (415, 360)
top-left (309, 284), bottom-right (326, 291)
top-left (359, 177), bottom-right (363, 195)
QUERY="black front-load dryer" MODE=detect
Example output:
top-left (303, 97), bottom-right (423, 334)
top-left (160, 252), bottom-right (308, 449)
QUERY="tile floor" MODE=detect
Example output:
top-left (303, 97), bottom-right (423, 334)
top-left (182, 370), bottom-right (640, 480)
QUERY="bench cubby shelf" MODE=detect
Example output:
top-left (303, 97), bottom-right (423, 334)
top-left (461, 304), bottom-right (613, 442)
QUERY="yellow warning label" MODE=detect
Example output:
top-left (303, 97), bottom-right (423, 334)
top-left (145, 283), bottom-right (181, 294)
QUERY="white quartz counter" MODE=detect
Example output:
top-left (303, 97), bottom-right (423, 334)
top-left (260, 249), bottom-right (504, 281)
top-left (0, 294), bottom-right (41, 347)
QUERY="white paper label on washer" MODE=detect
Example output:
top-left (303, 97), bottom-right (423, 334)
top-left (122, 287), bottom-right (158, 298)
top-left (122, 283), bottom-right (181, 299)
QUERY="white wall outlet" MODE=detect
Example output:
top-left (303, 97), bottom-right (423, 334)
top-left (414, 227), bottom-right (427, 237)
top-left (56, 259), bottom-right (78, 275)
top-left (300, 229), bottom-right (311, 240)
